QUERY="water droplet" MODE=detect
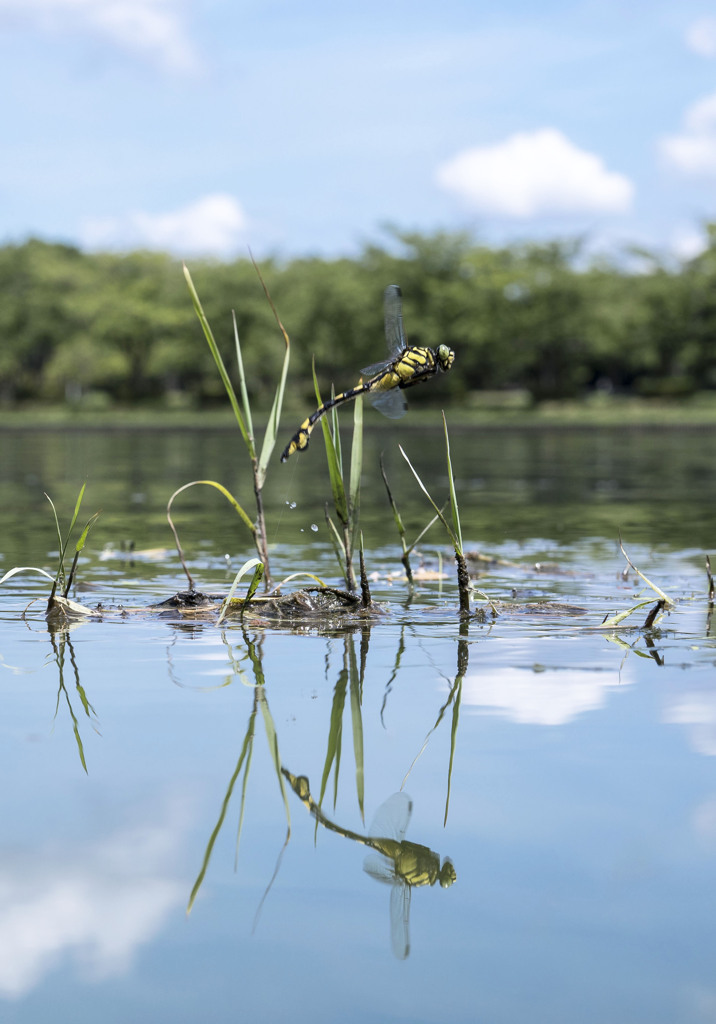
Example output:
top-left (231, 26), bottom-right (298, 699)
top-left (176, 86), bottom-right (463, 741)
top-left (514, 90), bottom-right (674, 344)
top-left (310, 524), bottom-right (318, 532)
top-left (289, 501), bottom-right (297, 509)
top-left (300, 528), bottom-right (305, 533)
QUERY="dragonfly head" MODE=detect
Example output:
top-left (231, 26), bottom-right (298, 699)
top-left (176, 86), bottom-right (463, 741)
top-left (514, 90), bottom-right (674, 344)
top-left (436, 344), bottom-right (455, 372)
top-left (439, 858), bottom-right (457, 888)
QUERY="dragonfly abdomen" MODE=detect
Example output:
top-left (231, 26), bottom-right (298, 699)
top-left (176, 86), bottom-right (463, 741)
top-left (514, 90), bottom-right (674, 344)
top-left (280, 381), bottom-right (371, 462)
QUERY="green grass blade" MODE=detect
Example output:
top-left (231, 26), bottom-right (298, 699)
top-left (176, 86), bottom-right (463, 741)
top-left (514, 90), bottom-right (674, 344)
top-left (244, 563), bottom-right (264, 604)
top-left (63, 509), bottom-right (102, 597)
top-left (348, 395), bottom-right (363, 526)
top-left (618, 537), bottom-right (674, 606)
top-left (74, 511), bottom-right (101, 553)
top-left (347, 639), bottom-right (365, 823)
top-left (379, 454), bottom-right (407, 541)
top-left (255, 257), bottom-right (291, 486)
top-left (406, 510), bottom-right (443, 556)
top-left (45, 493), bottom-right (64, 587)
top-left (399, 446), bottom-right (457, 548)
top-left (217, 558), bottom-right (263, 625)
top-left (257, 688), bottom-right (292, 833)
top-left (319, 665), bottom-right (348, 811)
top-left (600, 599), bottom-right (657, 628)
top-left (324, 511), bottom-right (347, 568)
top-left (183, 264), bottom-right (249, 445)
top-left (168, 480), bottom-right (257, 541)
top-left (401, 675), bottom-right (460, 791)
top-left (67, 482), bottom-right (86, 536)
top-left (257, 337), bottom-right (290, 487)
top-left (0, 566), bottom-right (55, 585)
top-left (234, 714), bottom-right (256, 868)
top-left (70, 716), bottom-right (89, 775)
top-left (442, 413), bottom-right (463, 557)
top-left (187, 709), bottom-right (256, 913)
top-left (232, 310), bottom-right (255, 444)
top-left (443, 674), bottom-right (462, 826)
top-left (313, 366), bottom-right (348, 525)
top-left (329, 392), bottom-right (344, 475)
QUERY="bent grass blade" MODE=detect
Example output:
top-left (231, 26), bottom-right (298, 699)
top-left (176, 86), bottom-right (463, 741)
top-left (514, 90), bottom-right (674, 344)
top-left (217, 558), bottom-right (264, 625)
top-left (379, 455), bottom-right (443, 584)
top-left (167, 481), bottom-right (256, 591)
top-left (399, 447), bottom-right (457, 550)
top-left (618, 537), bottom-right (674, 607)
top-left (0, 567), bottom-right (55, 585)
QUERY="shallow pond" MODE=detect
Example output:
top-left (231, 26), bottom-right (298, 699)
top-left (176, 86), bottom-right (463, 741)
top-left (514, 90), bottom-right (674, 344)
top-left (2, 424), bottom-right (716, 1023)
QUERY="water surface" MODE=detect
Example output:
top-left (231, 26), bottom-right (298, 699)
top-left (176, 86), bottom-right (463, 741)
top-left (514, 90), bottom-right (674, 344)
top-left (2, 425), bottom-right (716, 1023)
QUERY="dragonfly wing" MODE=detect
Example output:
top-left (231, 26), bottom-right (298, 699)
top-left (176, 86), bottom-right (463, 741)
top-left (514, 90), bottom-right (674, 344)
top-left (384, 284), bottom-right (407, 357)
top-left (363, 852), bottom-right (396, 884)
top-left (369, 387), bottom-right (407, 420)
top-left (368, 792), bottom-right (412, 842)
top-left (390, 879), bottom-right (411, 960)
top-left (361, 358), bottom-right (391, 378)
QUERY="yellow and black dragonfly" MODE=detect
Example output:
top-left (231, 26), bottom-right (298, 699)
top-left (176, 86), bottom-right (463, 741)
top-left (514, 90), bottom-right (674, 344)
top-left (280, 284), bottom-right (455, 462)
top-left (282, 769), bottom-right (456, 960)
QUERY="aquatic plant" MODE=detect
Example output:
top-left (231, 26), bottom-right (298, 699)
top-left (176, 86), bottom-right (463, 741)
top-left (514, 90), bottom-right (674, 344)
top-left (50, 631), bottom-right (99, 774)
top-left (312, 368), bottom-right (364, 593)
top-left (0, 484), bottom-right (100, 625)
top-left (399, 414), bottom-right (472, 616)
top-left (379, 453), bottom-right (442, 586)
top-left (600, 538), bottom-right (675, 629)
top-left (317, 631), bottom-right (367, 822)
top-left (187, 630), bottom-right (291, 914)
top-left (181, 259), bottom-right (290, 587)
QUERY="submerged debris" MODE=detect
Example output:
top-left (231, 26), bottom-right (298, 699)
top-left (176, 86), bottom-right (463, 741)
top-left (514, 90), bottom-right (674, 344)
top-left (227, 586), bottom-right (377, 623)
top-left (152, 590), bottom-right (220, 610)
top-left (45, 594), bottom-right (100, 629)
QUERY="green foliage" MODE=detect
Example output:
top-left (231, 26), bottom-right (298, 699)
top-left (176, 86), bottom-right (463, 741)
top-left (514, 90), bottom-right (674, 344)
top-left (4, 227), bottom-right (716, 407)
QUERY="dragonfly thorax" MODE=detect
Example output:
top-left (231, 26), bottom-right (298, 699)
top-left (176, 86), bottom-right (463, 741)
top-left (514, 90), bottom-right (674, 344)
top-left (436, 344), bottom-right (455, 372)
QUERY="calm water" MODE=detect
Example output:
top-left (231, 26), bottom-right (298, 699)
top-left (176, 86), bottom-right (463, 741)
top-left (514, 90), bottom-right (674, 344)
top-left (2, 424), bottom-right (716, 1023)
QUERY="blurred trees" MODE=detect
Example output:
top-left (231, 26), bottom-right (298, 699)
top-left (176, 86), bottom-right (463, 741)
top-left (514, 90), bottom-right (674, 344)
top-left (1, 228), bottom-right (716, 409)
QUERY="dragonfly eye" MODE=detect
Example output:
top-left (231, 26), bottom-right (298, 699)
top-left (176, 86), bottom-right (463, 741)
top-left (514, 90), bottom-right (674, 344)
top-left (437, 345), bottom-right (454, 371)
top-left (439, 859), bottom-right (457, 887)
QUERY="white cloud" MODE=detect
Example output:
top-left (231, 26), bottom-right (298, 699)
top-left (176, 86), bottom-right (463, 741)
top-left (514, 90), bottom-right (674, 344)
top-left (436, 128), bottom-right (634, 218)
top-left (661, 92), bottom-right (716, 176)
top-left (686, 17), bottom-right (716, 57)
top-left (81, 193), bottom-right (249, 256)
top-left (0, 810), bottom-right (186, 999)
top-left (671, 224), bottom-right (708, 260)
top-left (0, 0), bottom-right (198, 73)
top-left (664, 692), bottom-right (716, 756)
top-left (460, 666), bottom-right (625, 726)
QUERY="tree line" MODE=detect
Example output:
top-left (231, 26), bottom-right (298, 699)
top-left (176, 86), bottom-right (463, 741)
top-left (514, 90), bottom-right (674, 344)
top-left (2, 228), bottom-right (716, 410)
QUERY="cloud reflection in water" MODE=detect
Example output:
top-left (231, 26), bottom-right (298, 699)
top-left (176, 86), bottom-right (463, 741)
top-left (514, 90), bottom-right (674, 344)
top-left (0, 807), bottom-right (187, 1000)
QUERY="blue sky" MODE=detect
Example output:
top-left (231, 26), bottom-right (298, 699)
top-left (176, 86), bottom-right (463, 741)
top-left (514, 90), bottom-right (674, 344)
top-left (2, 0), bottom-right (716, 260)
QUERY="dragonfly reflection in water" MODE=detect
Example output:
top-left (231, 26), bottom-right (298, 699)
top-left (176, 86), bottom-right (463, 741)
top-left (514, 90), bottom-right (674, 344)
top-left (282, 770), bottom-right (456, 960)
top-left (280, 284), bottom-right (455, 462)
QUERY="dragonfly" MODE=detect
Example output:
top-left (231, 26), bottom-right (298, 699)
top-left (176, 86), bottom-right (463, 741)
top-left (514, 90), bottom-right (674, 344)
top-left (282, 769), bottom-right (456, 960)
top-left (280, 284), bottom-right (455, 462)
